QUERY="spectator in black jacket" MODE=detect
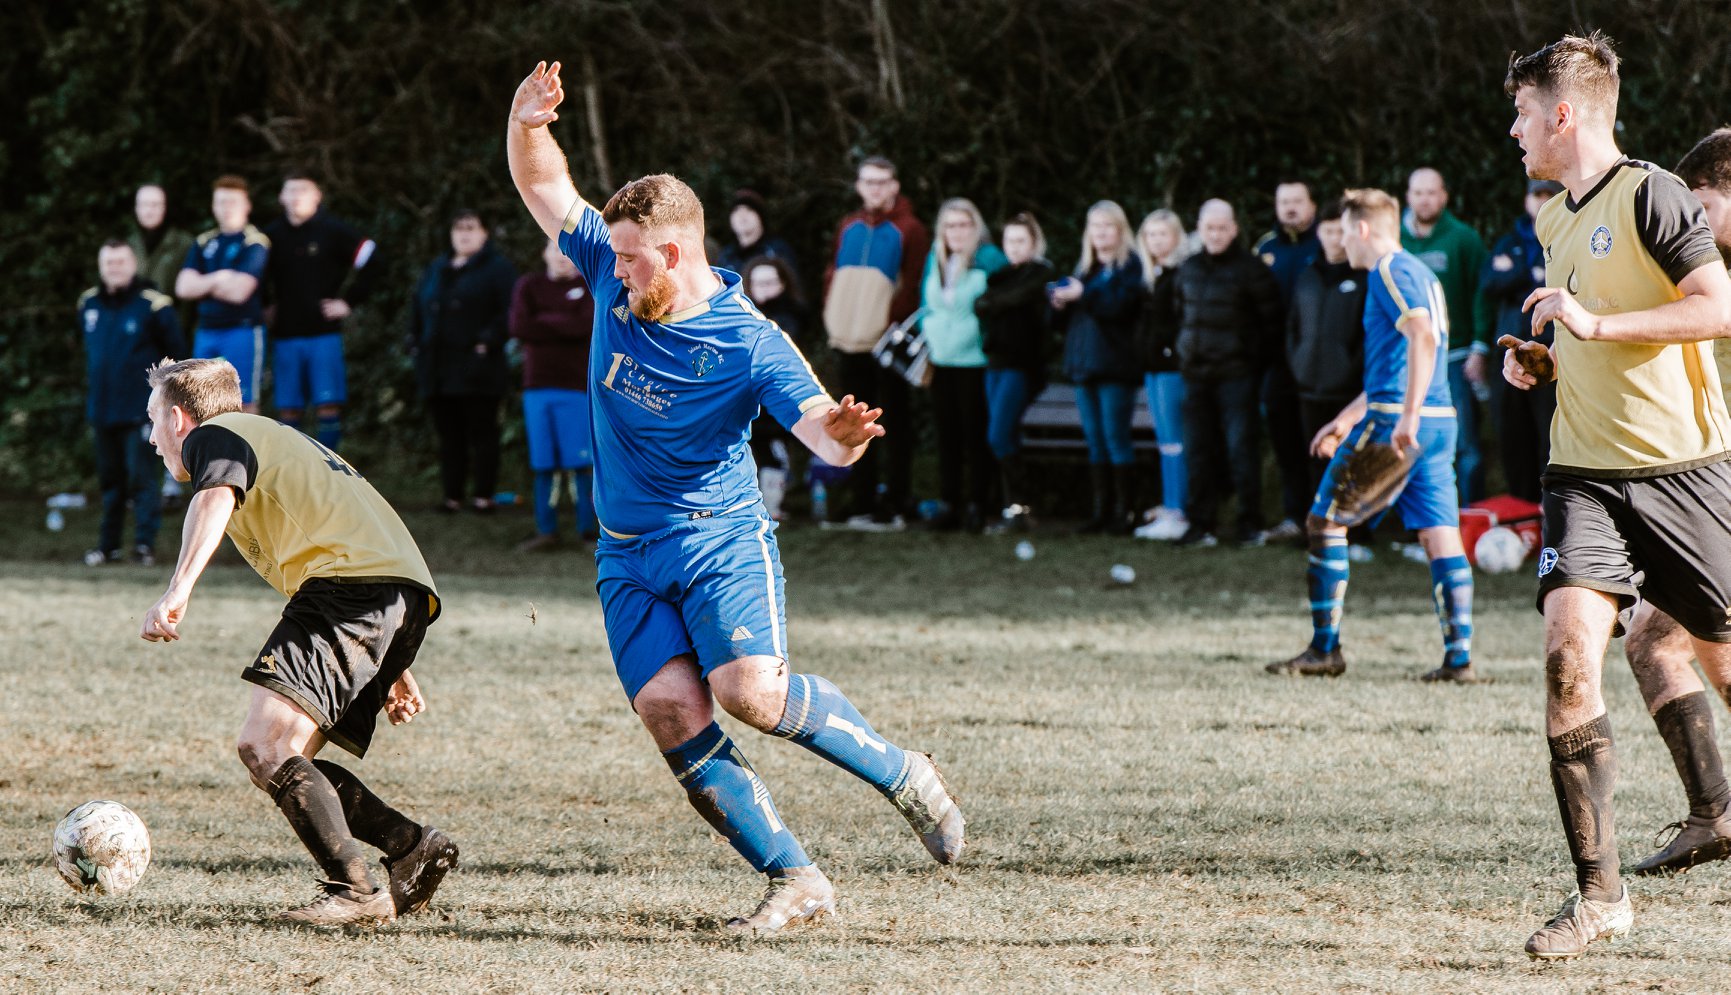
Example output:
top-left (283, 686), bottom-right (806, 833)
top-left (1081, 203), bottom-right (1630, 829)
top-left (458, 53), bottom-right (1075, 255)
top-left (410, 210), bottom-right (519, 513)
top-left (1287, 200), bottom-right (1367, 492)
top-left (1131, 209), bottom-right (1191, 540)
top-left (718, 190), bottom-right (798, 292)
top-left (1052, 201), bottom-right (1144, 534)
top-left (744, 255), bottom-right (808, 521)
top-left (1160, 199), bottom-right (1283, 547)
top-left (975, 212), bottom-right (1055, 531)
top-left (263, 173), bottom-right (377, 449)
top-left (1479, 179), bottom-right (1561, 503)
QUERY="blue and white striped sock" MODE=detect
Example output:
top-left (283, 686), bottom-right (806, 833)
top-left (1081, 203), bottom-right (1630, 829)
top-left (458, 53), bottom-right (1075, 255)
top-left (774, 674), bottom-right (910, 793)
top-left (1430, 554), bottom-right (1474, 668)
top-left (1308, 533), bottom-right (1351, 654)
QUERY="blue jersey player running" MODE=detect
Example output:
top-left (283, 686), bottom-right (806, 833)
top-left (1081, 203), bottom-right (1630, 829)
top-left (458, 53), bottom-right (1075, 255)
top-left (506, 61), bottom-right (964, 934)
top-left (1267, 188), bottom-right (1479, 683)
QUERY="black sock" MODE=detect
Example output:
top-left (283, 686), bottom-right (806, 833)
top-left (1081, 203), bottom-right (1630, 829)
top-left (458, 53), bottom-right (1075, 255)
top-left (1653, 692), bottom-right (1731, 821)
top-left (313, 758), bottom-right (422, 863)
top-left (269, 756), bottom-right (376, 894)
top-left (1548, 715), bottom-right (1621, 903)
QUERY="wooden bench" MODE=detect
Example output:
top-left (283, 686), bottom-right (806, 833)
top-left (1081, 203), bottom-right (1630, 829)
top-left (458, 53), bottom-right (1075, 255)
top-left (1020, 382), bottom-right (1159, 453)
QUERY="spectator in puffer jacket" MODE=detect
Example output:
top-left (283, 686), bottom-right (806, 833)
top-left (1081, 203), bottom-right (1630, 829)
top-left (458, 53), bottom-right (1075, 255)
top-left (1052, 200), bottom-right (1144, 534)
top-left (745, 255), bottom-right (810, 521)
top-left (1131, 209), bottom-right (1191, 541)
top-left (975, 212), bottom-right (1056, 532)
top-left (1158, 199), bottom-right (1283, 547)
top-left (920, 197), bottom-right (1008, 531)
top-left (1479, 179), bottom-right (1561, 503)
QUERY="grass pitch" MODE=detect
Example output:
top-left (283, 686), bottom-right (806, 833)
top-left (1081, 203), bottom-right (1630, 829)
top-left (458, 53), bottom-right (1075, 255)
top-left (5, 498), bottom-right (1731, 993)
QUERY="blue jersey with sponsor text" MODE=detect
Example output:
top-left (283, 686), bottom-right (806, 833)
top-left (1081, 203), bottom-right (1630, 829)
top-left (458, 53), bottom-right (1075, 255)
top-left (557, 200), bottom-right (833, 536)
top-left (1364, 250), bottom-right (1453, 410)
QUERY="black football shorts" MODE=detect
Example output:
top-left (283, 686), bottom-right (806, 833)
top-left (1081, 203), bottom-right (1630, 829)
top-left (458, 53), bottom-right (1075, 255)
top-left (242, 579), bottom-right (432, 757)
top-left (1537, 460), bottom-right (1731, 642)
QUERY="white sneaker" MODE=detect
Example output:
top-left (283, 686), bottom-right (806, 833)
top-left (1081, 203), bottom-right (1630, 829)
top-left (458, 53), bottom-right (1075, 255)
top-left (725, 866), bottom-right (836, 935)
top-left (843, 514), bottom-right (906, 533)
top-left (1525, 887), bottom-right (1633, 960)
top-left (1347, 544), bottom-right (1375, 564)
top-left (1134, 510), bottom-right (1189, 541)
top-left (1263, 518), bottom-right (1304, 542)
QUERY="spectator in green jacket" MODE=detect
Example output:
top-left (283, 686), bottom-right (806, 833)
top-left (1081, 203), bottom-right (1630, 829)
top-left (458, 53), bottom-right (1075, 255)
top-left (1401, 167), bottom-right (1489, 504)
top-left (920, 197), bottom-right (1007, 531)
top-left (128, 184), bottom-right (196, 298)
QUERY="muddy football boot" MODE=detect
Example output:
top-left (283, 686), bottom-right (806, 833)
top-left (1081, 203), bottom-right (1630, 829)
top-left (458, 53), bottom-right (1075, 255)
top-left (1630, 813), bottom-right (1731, 877)
top-left (725, 866), bottom-right (836, 935)
top-left (1265, 646), bottom-right (1346, 677)
top-left (1524, 887), bottom-right (1632, 961)
top-left (887, 752), bottom-right (965, 864)
top-left (386, 825), bottom-right (460, 916)
top-left (277, 880), bottom-right (396, 928)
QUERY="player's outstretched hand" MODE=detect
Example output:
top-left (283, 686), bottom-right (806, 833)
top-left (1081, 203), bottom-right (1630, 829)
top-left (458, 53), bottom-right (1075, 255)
top-left (385, 670), bottom-right (425, 725)
top-left (512, 60), bottom-right (565, 129)
top-left (1497, 334), bottom-right (1556, 389)
top-left (1523, 285), bottom-right (1602, 342)
top-left (824, 394), bottom-right (887, 449)
top-left (140, 589), bottom-right (187, 642)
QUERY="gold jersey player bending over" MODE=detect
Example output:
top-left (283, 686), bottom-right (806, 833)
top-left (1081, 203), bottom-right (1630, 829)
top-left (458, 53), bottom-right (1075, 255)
top-left (1502, 33), bottom-right (1731, 960)
top-left (140, 358), bottom-right (459, 927)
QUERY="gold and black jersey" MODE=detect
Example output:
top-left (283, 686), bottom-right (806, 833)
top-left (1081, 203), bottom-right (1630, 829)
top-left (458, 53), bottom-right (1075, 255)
top-left (1538, 158), bottom-right (1730, 477)
top-left (185, 413), bottom-right (440, 618)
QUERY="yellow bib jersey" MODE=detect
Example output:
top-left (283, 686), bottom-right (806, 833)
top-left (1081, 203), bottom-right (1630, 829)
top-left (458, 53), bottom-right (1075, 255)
top-left (1533, 158), bottom-right (1731, 640)
top-left (182, 413), bottom-right (440, 754)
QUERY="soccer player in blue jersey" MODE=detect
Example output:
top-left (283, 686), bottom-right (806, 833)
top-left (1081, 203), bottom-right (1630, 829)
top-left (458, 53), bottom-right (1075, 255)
top-left (506, 61), bottom-right (964, 934)
top-left (1266, 188), bottom-right (1478, 683)
top-left (177, 176), bottom-right (270, 413)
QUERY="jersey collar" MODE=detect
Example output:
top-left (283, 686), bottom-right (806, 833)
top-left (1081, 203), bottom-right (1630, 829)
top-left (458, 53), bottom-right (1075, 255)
top-left (654, 268), bottom-right (739, 324)
top-left (1564, 157), bottom-right (1632, 214)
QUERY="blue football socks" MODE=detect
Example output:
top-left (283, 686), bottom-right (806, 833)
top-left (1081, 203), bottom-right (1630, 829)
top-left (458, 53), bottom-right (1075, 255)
top-left (316, 414), bottom-right (342, 451)
top-left (1430, 553), bottom-right (1474, 668)
top-left (662, 722), bottom-right (809, 873)
top-left (1307, 532), bottom-right (1351, 654)
top-left (774, 673), bottom-right (909, 793)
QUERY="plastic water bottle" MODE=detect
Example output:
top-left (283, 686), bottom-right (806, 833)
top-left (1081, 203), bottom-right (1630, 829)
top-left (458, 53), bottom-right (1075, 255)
top-left (45, 509), bottom-right (65, 532)
top-left (811, 481), bottom-right (828, 522)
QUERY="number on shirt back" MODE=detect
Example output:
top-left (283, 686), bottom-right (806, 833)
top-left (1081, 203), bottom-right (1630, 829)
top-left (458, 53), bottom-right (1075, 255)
top-left (306, 435), bottom-right (362, 478)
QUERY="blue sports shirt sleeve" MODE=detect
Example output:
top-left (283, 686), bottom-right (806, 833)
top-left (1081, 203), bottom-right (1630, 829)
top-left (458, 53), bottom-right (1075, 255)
top-left (749, 317), bottom-right (835, 430)
top-left (182, 241), bottom-right (203, 273)
top-left (557, 199), bottom-right (619, 294)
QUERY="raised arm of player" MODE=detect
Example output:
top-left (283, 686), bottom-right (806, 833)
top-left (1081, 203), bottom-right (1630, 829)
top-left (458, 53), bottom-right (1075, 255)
top-left (140, 486), bottom-right (236, 643)
top-left (792, 395), bottom-right (885, 468)
top-left (1524, 261), bottom-right (1731, 345)
top-left (1392, 311), bottom-right (1440, 456)
top-left (507, 61), bottom-right (582, 242)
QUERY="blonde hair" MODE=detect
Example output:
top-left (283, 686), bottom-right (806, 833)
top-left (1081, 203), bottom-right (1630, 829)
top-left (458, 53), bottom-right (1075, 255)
top-left (1339, 188), bottom-right (1401, 237)
top-left (601, 173), bottom-right (707, 245)
top-left (146, 358), bottom-right (243, 423)
top-left (934, 198), bottom-right (989, 277)
top-left (1076, 200), bottom-right (1133, 277)
top-left (1135, 209), bottom-right (1190, 288)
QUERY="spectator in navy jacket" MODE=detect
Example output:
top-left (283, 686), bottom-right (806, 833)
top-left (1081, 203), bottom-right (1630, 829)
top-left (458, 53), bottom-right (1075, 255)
top-left (1480, 179), bottom-right (1562, 503)
top-left (410, 210), bottom-right (519, 513)
top-left (510, 239), bottom-right (597, 549)
top-left (1254, 180), bottom-right (1321, 541)
top-left (1052, 200), bottom-right (1144, 534)
top-left (1159, 199), bottom-right (1283, 547)
top-left (717, 189), bottom-right (798, 287)
top-left (1286, 200), bottom-right (1367, 491)
top-left (79, 239), bottom-right (185, 565)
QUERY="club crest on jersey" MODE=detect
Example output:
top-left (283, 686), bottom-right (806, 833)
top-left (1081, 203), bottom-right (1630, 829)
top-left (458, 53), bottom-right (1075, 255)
top-left (1537, 547), bottom-right (1559, 578)
top-left (689, 344), bottom-right (722, 378)
top-left (1589, 225), bottom-right (1612, 258)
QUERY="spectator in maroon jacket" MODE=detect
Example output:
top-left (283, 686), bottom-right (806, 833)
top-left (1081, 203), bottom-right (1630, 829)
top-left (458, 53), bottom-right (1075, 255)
top-left (509, 239), bottom-right (597, 550)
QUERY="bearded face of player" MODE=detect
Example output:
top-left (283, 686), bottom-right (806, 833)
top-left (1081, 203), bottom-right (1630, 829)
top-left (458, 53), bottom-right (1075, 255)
top-left (1510, 85), bottom-right (1567, 181)
top-left (609, 220), bottom-right (678, 321)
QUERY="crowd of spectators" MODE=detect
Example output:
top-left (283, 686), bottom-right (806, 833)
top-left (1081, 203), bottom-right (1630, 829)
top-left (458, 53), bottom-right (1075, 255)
top-left (74, 159), bottom-right (1554, 562)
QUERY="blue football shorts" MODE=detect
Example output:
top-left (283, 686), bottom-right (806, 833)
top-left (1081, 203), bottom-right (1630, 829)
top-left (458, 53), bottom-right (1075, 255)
top-left (273, 333), bottom-right (348, 410)
top-left (1311, 409), bottom-right (1459, 530)
top-left (596, 509), bottom-right (786, 703)
top-left (523, 387), bottom-right (593, 471)
top-left (193, 324), bottom-right (264, 405)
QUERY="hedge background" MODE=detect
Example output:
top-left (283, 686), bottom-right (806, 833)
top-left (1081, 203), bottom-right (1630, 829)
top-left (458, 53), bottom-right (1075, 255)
top-left (4, 0), bottom-right (1730, 493)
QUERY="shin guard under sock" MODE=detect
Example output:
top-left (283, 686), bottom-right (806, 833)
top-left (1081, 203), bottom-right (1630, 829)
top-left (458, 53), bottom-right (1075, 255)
top-left (269, 755), bottom-right (376, 893)
top-left (773, 673), bottom-right (910, 793)
top-left (1653, 692), bottom-right (1731, 821)
top-left (1549, 715), bottom-right (1621, 902)
top-left (663, 723), bottom-right (809, 873)
top-left (1307, 532), bottom-right (1350, 654)
top-left (312, 758), bottom-right (423, 862)
top-left (1428, 554), bottom-right (1474, 668)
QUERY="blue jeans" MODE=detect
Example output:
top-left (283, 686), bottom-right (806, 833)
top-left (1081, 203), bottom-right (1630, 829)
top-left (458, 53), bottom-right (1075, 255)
top-left (985, 368), bottom-right (1033, 460)
top-left (1074, 380), bottom-right (1136, 466)
top-left (1182, 375), bottom-right (1262, 534)
top-left (92, 421), bottom-right (162, 552)
top-left (1447, 355), bottom-right (1484, 504)
top-left (1144, 372), bottom-right (1187, 510)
